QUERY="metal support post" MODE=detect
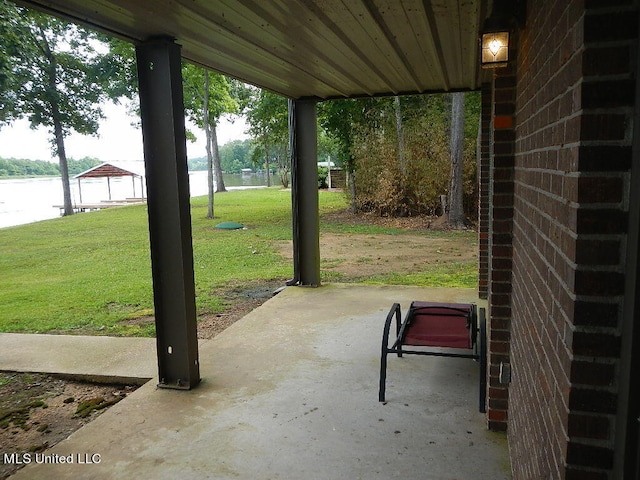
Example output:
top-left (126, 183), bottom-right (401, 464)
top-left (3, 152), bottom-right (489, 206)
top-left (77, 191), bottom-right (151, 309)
top-left (288, 98), bottom-right (320, 286)
top-left (135, 37), bottom-right (200, 390)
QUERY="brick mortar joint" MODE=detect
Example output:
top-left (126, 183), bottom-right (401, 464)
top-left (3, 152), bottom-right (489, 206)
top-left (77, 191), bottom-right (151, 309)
top-left (566, 435), bottom-right (617, 450)
top-left (581, 106), bottom-right (635, 115)
top-left (571, 356), bottom-right (619, 366)
top-left (573, 293), bottom-right (624, 303)
top-left (578, 139), bottom-right (634, 147)
top-left (554, 171), bottom-right (626, 179)
top-left (574, 264), bottom-right (625, 273)
top-left (584, 38), bottom-right (638, 49)
top-left (585, 5), bottom-right (638, 15)
top-left (569, 200), bottom-right (626, 210)
top-left (582, 73), bottom-right (635, 83)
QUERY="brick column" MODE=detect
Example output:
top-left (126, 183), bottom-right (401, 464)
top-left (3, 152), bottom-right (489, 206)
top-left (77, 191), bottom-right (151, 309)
top-left (566, 6), bottom-right (637, 478)
top-left (506, 2), bottom-right (637, 477)
top-left (478, 82), bottom-right (492, 300)
top-left (487, 64), bottom-right (517, 432)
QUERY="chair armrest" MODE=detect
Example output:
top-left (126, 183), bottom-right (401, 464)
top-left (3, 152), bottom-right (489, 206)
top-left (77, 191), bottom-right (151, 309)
top-left (381, 303), bottom-right (401, 350)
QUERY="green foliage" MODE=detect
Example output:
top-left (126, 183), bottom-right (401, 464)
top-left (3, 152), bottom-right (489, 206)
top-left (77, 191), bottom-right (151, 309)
top-left (0, 158), bottom-right (58, 176)
top-left (318, 167), bottom-right (329, 189)
top-left (0, 1), bottom-right (129, 215)
top-left (182, 65), bottom-right (237, 131)
top-left (320, 93), bottom-right (481, 217)
top-left (319, 98), bottom-right (368, 172)
top-left (0, 2), bottom-right (112, 147)
top-left (187, 157), bottom-right (208, 171)
top-left (0, 156), bottom-right (101, 177)
top-left (245, 90), bottom-right (290, 185)
top-left (188, 139), bottom-right (256, 173)
top-left (68, 157), bottom-right (102, 175)
top-left (220, 138), bottom-right (255, 173)
top-left (317, 128), bottom-right (340, 167)
top-left (95, 35), bottom-right (138, 102)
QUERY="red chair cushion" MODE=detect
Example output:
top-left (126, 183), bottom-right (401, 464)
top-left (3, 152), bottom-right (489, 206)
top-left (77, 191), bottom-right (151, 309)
top-left (403, 302), bottom-right (472, 349)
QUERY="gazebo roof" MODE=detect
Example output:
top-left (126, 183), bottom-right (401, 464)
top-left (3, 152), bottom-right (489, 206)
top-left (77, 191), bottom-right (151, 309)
top-left (74, 161), bottom-right (146, 180)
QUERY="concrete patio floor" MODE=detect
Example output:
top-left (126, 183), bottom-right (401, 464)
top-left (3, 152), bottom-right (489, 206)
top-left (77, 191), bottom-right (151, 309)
top-left (5, 284), bottom-right (511, 479)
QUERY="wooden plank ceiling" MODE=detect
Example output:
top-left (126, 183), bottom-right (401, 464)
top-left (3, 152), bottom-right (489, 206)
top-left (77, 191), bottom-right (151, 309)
top-left (15, 0), bottom-right (489, 99)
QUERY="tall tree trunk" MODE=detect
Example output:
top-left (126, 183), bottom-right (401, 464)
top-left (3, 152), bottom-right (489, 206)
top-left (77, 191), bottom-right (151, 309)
top-left (53, 111), bottom-right (73, 216)
top-left (278, 151), bottom-right (289, 188)
top-left (264, 144), bottom-right (271, 187)
top-left (42, 28), bottom-right (73, 216)
top-left (210, 124), bottom-right (226, 192)
top-left (448, 92), bottom-right (466, 229)
top-left (348, 169), bottom-right (357, 213)
top-left (394, 95), bottom-right (407, 216)
top-left (394, 96), bottom-right (406, 178)
top-left (203, 71), bottom-right (214, 219)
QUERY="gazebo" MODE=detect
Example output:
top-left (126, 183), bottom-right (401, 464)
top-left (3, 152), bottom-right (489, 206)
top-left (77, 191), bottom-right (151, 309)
top-left (73, 161), bottom-right (146, 204)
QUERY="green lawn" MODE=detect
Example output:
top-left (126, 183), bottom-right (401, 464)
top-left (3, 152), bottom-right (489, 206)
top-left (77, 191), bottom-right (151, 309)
top-left (0, 188), bottom-right (476, 336)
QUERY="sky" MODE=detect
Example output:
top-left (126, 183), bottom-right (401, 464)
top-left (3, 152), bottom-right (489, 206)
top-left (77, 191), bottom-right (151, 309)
top-left (0, 102), bottom-right (249, 162)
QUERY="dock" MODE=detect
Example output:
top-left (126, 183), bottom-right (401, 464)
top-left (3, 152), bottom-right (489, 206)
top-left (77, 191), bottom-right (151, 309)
top-left (54, 198), bottom-right (146, 214)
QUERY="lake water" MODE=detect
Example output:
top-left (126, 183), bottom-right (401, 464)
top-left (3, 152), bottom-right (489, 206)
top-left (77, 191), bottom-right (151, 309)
top-left (0, 171), bottom-right (275, 229)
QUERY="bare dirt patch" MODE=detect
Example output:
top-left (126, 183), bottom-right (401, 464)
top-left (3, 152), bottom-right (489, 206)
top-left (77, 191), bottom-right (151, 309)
top-left (277, 232), bottom-right (476, 281)
top-left (198, 210), bottom-right (476, 338)
top-left (197, 279), bottom-right (288, 339)
top-left (197, 211), bottom-right (476, 338)
top-left (0, 372), bottom-right (137, 479)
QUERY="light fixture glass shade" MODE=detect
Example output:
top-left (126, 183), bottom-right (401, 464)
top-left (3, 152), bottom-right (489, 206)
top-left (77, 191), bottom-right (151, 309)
top-left (481, 31), bottom-right (509, 68)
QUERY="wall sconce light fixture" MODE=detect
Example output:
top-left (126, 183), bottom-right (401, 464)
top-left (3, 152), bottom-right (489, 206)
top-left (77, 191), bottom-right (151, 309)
top-left (480, 0), bottom-right (525, 69)
top-left (481, 30), bottom-right (509, 68)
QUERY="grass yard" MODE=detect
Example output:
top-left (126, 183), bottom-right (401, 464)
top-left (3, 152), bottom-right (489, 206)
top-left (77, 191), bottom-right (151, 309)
top-left (0, 187), bottom-right (477, 337)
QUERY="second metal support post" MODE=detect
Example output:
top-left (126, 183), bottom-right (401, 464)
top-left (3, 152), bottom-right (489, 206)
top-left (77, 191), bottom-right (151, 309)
top-left (288, 98), bottom-right (321, 287)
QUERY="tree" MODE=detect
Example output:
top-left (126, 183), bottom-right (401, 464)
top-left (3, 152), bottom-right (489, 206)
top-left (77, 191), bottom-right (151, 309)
top-left (95, 35), bottom-right (139, 118)
top-left (0, 1), bottom-right (114, 215)
top-left (448, 92), bottom-right (466, 229)
top-left (182, 64), bottom-right (237, 218)
top-left (394, 96), bottom-right (406, 178)
top-left (219, 139), bottom-right (255, 173)
top-left (319, 98), bottom-right (368, 211)
top-left (245, 90), bottom-right (289, 188)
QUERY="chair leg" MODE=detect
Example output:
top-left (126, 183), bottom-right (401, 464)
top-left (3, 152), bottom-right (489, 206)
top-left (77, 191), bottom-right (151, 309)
top-left (379, 303), bottom-right (400, 402)
top-left (379, 349), bottom-right (388, 402)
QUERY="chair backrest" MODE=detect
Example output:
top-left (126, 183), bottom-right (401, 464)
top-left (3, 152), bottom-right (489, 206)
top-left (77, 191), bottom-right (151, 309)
top-left (402, 301), bottom-right (475, 349)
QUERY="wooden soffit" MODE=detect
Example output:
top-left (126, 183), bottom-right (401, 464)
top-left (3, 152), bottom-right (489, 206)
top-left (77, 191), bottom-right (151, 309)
top-left (14, 0), bottom-right (489, 99)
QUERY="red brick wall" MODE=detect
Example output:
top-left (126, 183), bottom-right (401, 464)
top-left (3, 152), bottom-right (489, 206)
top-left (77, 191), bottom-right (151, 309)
top-left (505, 1), bottom-right (637, 479)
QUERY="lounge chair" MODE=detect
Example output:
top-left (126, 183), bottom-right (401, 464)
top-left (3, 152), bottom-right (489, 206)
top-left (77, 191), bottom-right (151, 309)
top-left (379, 301), bottom-right (487, 412)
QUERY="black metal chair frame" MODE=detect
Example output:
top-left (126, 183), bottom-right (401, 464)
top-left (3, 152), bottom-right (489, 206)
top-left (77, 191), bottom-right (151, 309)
top-left (379, 302), bottom-right (487, 413)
